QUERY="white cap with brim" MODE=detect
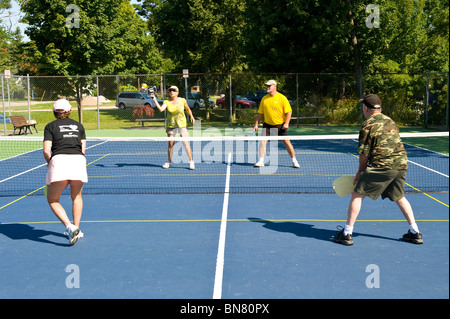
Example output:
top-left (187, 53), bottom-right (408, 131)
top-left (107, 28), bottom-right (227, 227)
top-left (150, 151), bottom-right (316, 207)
top-left (265, 80), bottom-right (277, 86)
top-left (53, 99), bottom-right (72, 113)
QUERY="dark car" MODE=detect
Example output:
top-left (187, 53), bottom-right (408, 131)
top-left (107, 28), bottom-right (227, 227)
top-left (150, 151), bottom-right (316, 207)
top-left (246, 90), bottom-right (267, 105)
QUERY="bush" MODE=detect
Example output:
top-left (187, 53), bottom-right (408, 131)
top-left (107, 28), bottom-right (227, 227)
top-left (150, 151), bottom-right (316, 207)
top-left (235, 108), bottom-right (258, 126)
top-left (132, 104), bottom-right (155, 119)
top-left (119, 85), bottom-right (138, 92)
top-left (326, 98), bottom-right (360, 124)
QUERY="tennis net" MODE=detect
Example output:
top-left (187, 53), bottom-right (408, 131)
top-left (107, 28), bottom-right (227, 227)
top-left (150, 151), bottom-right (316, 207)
top-left (0, 132), bottom-right (448, 197)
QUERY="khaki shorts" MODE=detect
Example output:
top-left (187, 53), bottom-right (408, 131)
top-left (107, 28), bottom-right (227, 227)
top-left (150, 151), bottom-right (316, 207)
top-left (354, 167), bottom-right (407, 201)
top-left (166, 127), bottom-right (189, 137)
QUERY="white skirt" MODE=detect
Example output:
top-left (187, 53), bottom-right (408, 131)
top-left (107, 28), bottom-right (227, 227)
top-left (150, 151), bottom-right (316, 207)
top-left (46, 154), bottom-right (88, 185)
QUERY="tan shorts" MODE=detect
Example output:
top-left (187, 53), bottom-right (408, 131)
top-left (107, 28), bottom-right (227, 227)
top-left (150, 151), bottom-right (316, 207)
top-left (354, 167), bottom-right (406, 201)
top-left (166, 127), bottom-right (189, 137)
top-left (46, 154), bottom-right (88, 185)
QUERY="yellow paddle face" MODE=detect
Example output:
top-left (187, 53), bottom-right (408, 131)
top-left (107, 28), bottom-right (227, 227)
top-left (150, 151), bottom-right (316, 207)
top-left (332, 175), bottom-right (354, 197)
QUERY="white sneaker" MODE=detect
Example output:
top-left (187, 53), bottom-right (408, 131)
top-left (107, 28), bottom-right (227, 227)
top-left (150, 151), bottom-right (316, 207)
top-left (254, 160), bottom-right (265, 167)
top-left (189, 161), bottom-right (195, 170)
top-left (162, 162), bottom-right (172, 169)
top-left (66, 227), bottom-right (80, 245)
top-left (292, 159), bottom-right (300, 168)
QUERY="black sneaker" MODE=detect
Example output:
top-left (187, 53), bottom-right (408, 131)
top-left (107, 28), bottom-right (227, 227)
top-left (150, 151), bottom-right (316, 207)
top-left (333, 226), bottom-right (353, 246)
top-left (402, 230), bottom-right (423, 244)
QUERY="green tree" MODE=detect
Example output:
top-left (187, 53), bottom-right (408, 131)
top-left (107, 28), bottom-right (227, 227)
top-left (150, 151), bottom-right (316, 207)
top-left (17, 0), bottom-right (166, 122)
top-left (140, 0), bottom-right (247, 120)
top-left (142, 0), bottom-right (246, 73)
top-left (243, 0), bottom-right (448, 92)
top-left (1, 0), bottom-right (23, 73)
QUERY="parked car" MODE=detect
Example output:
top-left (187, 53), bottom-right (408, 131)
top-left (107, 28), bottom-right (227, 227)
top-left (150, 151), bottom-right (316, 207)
top-left (246, 90), bottom-right (267, 105)
top-left (116, 92), bottom-right (163, 109)
top-left (186, 92), bottom-right (215, 110)
top-left (0, 113), bottom-right (11, 124)
top-left (215, 95), bottom-right (257, 109)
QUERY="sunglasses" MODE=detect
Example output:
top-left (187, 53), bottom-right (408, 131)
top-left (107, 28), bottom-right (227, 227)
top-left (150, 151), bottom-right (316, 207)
top-left (168, 89), bottom-right (178, 92)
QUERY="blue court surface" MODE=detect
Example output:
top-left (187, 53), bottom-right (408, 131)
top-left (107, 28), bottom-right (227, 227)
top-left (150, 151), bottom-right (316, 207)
top-left (0, 137), bottom-right (448, 302)
top-left (0, 192), bottom-right (448, 300)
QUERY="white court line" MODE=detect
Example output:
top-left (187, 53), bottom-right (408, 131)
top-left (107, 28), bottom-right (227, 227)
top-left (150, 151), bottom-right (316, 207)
top-left (0, 163), bottom-right (47, 184)
top-left (213, 152), bottom-right (232, 299)
top-left (0, 140), bottom-right (109, 185)
top-left (408, 160), bottom-right (449, 178)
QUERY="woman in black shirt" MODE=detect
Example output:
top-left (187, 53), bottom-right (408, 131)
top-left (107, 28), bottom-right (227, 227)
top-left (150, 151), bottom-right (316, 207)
top-left (43, 99), bottom-right (87, 245)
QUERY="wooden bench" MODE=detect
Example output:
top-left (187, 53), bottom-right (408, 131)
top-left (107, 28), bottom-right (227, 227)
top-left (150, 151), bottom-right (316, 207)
top-left (135, 118), bottom-right (165, 127)
top-left (10, 115), bottom-right (38, 135)
top-left (290, 116), bottom-right (325, 126)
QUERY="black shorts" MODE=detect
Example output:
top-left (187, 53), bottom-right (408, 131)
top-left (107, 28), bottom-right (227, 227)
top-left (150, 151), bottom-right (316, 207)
top-left (262, 123), bottom-right (288, 136)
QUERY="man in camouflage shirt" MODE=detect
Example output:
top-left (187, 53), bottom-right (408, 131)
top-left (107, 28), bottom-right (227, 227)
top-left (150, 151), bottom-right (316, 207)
top-left (333, 94), bottom-right (423, 246)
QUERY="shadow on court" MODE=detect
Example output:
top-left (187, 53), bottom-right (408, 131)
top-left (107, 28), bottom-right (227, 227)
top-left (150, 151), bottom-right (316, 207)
top-left (0, 223), bottom-right (70, 247)
top-left (247, 218), bottom-right (401, 243)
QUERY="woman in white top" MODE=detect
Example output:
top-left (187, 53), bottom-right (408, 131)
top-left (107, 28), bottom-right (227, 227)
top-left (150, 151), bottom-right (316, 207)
top-left (151, 86), bottom-right (195, 170)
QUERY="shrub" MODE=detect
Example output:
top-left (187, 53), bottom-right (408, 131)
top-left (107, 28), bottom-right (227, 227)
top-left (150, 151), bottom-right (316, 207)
top-left (132, 104), bottom-right (155, 119)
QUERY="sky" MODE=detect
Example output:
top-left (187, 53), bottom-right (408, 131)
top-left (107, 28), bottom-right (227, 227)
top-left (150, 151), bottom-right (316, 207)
top-left (3, 1), bottom-right (26, 39)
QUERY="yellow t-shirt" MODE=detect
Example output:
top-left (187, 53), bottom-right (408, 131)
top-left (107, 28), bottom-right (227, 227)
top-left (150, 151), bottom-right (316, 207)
top-left (257, 93), bottom-right (292, 125)
top-left (165, 98), bottom-right (187, 128)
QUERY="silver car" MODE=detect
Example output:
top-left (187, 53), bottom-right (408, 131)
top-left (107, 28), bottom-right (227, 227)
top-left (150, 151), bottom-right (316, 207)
top-left (116, 92), bottom-right (163, 109)
top-left (186, 92), bottom-right (215, 110)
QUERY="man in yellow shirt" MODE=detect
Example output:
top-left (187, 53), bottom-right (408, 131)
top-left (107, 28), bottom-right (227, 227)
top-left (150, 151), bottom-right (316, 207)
top-left (253, 80), bottom-right (299, 168)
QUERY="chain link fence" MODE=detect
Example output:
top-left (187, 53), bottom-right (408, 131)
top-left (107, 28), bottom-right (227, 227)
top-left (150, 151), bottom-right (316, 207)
top-left (1, 72), bottom-right (448, 135)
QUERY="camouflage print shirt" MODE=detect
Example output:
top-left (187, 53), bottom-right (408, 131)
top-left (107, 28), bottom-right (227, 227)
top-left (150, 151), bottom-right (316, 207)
top-left (358, 113), bottom-right (408, 170)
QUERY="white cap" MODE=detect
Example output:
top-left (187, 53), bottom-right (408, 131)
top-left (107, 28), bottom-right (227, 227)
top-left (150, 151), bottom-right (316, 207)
top-left (53, 99), bottom-right (72, 113)
top-left (168, 85), bottom-right (179, 92)
top-left (265, 79), bottom-right (277, 86)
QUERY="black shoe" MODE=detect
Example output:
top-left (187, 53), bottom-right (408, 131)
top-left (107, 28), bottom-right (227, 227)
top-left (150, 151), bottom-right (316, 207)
top-left (333, 226), bottom-right (353, 246)
top-left (402, 230), bottom-right (423, 244)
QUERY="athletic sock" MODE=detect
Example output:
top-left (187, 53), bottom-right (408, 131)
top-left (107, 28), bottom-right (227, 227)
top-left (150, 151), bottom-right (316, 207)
top-left (344, 225), bottom-right (353, 236)
top-left (409, 223), bottom-right (419, 234)
top-left (66, 223), bottom-right (78, 232)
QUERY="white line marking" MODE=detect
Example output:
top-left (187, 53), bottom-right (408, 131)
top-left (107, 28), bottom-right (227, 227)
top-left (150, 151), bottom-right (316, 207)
top-left (407, 160), bottom-right (449, 178)
top-left (213, 152), bottom-right (232, 299)
top-left (0, 140), bottom-right (108, 185)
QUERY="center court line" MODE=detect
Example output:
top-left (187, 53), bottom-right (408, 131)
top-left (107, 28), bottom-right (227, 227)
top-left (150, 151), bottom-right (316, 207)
top-left (213, 152), bottom-right (232, 300)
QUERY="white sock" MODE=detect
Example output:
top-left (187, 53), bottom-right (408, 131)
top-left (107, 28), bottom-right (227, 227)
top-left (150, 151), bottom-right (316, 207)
top-left (409, 223), bottom-right (419, 234)
top-left (66, 223), bottom-right (78, 232)
top-left (259, 157), bottom-right (264, 162)
top-left (344, 225), bottom-right (353, 236)
top-left (291, 157), bottom-right (297, 162)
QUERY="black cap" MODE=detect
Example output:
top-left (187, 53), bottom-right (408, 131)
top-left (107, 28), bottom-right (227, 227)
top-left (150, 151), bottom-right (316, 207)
top-left (359, 94), bottom-right (382, 109)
